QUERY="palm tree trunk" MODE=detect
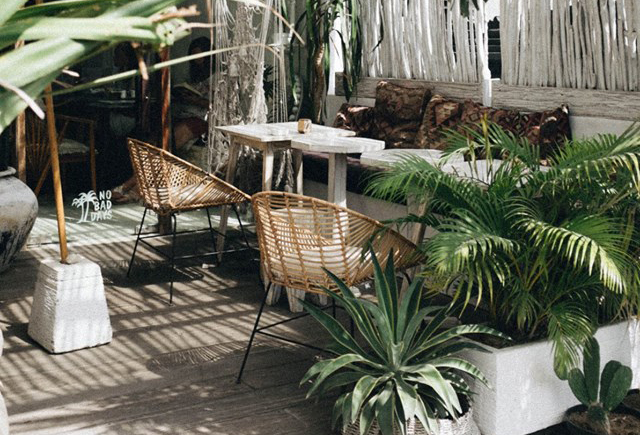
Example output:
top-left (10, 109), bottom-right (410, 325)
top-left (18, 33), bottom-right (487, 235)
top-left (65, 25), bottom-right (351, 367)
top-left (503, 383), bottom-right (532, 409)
top-left (311, 43), bottom-right (325, 124)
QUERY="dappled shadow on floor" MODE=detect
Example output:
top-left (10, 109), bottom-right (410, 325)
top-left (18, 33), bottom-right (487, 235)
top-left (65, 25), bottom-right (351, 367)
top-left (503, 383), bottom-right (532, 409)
top-left (0, 231), bottom-right (335, 435)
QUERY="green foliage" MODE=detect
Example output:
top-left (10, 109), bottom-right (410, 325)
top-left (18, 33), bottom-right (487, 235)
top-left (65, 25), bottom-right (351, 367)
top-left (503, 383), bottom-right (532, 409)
top-left (300, 249), bottom-right (507, 435)
top-left (0, 0), bottom-right (190, 134)
top-left (366, 122), bottom-right (640, 373)
top-left (289, 0), bottom-right (361, 123)
top-left (566, 338), bottom-right (632, 435)
top-left (459, 0), bottom-right (490, 17)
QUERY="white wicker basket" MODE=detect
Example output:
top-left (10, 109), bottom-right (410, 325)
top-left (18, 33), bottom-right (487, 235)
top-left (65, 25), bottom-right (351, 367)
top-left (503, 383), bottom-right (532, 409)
top-left (342, 410), bottom-right (480, 435)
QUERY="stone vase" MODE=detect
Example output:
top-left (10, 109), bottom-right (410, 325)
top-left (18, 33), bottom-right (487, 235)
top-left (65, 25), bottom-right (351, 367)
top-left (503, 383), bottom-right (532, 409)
top-left (0, 167), bottom-right (38, 273)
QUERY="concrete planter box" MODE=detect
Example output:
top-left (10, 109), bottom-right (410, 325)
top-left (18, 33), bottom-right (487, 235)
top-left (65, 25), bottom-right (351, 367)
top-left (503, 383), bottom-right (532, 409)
top-left (461, 321), bottom-right (640, 435)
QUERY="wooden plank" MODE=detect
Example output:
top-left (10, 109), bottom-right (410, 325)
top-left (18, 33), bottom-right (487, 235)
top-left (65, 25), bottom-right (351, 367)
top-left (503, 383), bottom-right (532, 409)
top-left (493, 82), bottom-right (640, 119)
top-left (335, 73), bottom-right (483, 102)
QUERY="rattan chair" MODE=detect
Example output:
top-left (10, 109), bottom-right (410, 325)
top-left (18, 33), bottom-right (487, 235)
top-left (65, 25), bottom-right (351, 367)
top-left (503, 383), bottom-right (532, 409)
top-left (237, 191), bottom-right (421, 382)
top-left (26, 111), bottom-right (97, 196)
top-left (126, 138), bottom-right (251, 303)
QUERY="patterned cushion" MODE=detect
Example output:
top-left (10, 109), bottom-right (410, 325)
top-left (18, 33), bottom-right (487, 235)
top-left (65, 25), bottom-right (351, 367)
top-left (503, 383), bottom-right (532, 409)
top-left (374, 118), bottom-right (422, 149)
top-left (333, 103), bottom-right (375, 137)
top-left (511, 106), bottom-right (571, 159)
top-left (373, 81), bottom-right (432, 123)
top-left (414, 95), bottom-right (463, 150)
top-left (371, 81), bottom-right (432, 149)
top-left (459, 100), bottom-right (520, 135)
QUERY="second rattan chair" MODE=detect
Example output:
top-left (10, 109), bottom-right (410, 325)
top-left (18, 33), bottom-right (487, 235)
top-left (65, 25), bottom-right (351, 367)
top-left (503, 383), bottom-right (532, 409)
top-left (236, 191), bottom-right (421, 382)
top-left (127, 138), bottom-right (251, 303)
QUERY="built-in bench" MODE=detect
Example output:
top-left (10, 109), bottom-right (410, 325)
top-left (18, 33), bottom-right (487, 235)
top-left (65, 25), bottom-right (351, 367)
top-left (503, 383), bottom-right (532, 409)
top-left (304, 75), bottom-right (572, 200)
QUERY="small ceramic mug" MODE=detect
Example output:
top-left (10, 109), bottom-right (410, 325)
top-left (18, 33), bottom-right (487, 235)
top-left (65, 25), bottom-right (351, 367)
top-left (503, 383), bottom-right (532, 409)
top-left (297, 118), bottom-right (312, 134)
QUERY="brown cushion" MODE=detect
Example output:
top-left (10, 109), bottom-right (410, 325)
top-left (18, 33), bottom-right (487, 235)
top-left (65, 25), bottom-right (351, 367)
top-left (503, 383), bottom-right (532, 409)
top-left (374, 81), bottom-right (432, 123)
top-left (459, 100), bottom-right (520, 135)
top-left (512, 106), bottom-right (571, 160)
top-left (333, 103), bottom-right (375, 137)
top-left (415, 95), bottom-right (463, 150)
top-left (370, 82), bottom-right (432, 149)
top-left (374, 117), bottom-right (422, 149)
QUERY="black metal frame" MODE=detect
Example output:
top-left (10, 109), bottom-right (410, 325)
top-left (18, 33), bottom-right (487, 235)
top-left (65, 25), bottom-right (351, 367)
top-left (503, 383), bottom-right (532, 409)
top-left (236, 281), bottom-right (347, 384)
top-left (127, 204), bottom-right (252, 304)
top-left (236, 272), bottom-right (411, 384)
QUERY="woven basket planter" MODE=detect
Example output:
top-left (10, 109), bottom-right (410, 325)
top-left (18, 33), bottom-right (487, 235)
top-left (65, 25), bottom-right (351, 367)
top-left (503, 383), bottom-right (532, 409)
top-left (342, 410), bottom-right (480, 435)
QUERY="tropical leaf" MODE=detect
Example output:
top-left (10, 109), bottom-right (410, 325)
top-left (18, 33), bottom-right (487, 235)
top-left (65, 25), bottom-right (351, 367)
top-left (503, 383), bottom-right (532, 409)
top-left (302, 250), bottom-right (499, 432)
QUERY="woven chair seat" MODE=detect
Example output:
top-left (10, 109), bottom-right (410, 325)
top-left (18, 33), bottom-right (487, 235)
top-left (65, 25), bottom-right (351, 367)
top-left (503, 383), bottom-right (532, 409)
top-left (253, 191), bottom-right (421, 295)
top-left (128, 139), bottom-right (249, 215)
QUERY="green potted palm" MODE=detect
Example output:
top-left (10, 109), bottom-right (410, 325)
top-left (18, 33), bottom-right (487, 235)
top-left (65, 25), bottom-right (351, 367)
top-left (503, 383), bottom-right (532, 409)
top-left (300, 250), bottom-right (506, 435)
top-left (366, 123), bottom-right (640, 434)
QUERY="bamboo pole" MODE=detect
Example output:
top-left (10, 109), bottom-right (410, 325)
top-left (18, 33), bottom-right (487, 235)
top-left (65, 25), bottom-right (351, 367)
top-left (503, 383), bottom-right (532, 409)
top-left (14, 41), bottom-right (26, 183)
top-left (44, 87), bottom-right (69, 263)
top-left (15, 113), bottom-right (26, 182)
top-left (160, 48), bottom-right (171, 152)
top-left (159, 47), bottom-right (172, 234)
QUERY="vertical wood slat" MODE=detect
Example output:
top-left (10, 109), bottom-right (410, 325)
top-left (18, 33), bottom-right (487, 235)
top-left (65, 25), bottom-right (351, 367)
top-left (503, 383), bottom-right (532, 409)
top-left (501, 0), bottom-right (640, 92)
top-left (360, 0), bottom-right (486, 84)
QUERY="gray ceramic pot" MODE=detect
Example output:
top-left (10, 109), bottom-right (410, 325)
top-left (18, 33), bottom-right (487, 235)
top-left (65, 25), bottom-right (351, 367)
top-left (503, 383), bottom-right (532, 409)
top-left (0, 167), bottom-right (38, 273)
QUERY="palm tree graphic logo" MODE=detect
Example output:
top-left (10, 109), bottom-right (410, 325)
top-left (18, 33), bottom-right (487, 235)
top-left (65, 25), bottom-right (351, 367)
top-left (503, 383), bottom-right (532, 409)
top-left (71, 190), bottom-right (100, 223)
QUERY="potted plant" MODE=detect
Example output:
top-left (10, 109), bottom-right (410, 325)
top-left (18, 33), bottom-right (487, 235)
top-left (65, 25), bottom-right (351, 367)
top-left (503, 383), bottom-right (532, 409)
top-left (300, 249), bottom-right (507, 435)
top-left (563, 337), bottom-right (640, 435)
top-left (366, 123), bottom-right (640, 434)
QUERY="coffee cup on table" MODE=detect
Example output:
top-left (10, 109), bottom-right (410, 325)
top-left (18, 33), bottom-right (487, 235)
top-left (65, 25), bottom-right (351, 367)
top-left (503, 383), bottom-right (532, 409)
top-left (297, 119), bottom-right (312, 134)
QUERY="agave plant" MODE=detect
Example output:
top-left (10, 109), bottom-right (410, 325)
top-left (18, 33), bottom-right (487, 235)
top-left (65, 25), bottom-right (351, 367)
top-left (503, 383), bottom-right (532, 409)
top-left (300, 249), bottom-right (506, 435)
top-left (366, 122), bottom-right (640, 375)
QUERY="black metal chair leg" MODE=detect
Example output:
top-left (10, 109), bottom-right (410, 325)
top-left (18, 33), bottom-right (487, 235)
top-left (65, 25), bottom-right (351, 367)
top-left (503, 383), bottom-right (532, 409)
top-left (168, 214), bottom-right (178, 305)
top-left (237, 282), bottom-right (271, 384)
top-left (233, 204), bottom-right (251, 250)
top-left (127, 208), bottom-right (148, 278)
top-left (205, 208), bottom-right (219, 266)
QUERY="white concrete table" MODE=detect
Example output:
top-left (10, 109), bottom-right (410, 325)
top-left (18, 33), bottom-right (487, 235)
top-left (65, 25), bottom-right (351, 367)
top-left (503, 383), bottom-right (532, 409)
top-left (215, 122), bottom-right (355, 257)
top-left (291, 136), bottom-right (385, 208)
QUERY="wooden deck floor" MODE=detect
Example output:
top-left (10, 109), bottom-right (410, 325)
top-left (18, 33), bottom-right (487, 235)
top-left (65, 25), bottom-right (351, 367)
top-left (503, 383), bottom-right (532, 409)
top-left (0, 231), bottom-right (336, 434)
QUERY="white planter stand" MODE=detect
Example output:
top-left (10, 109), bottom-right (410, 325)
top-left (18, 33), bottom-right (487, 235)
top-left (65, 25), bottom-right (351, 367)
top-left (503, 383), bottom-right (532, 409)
top-left (28, 255), bottom-right (112, 354)
top-left (462, 321), bottom-right (640, 435)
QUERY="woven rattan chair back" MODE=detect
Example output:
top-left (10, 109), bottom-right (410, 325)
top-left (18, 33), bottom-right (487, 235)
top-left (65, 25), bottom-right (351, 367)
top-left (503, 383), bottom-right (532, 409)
top-left (25, 111), bottom-right (97, 195)
top-left (252, 191), bottom-right (420, 295)
top-left (128, 138), bottom-right (249, 215)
